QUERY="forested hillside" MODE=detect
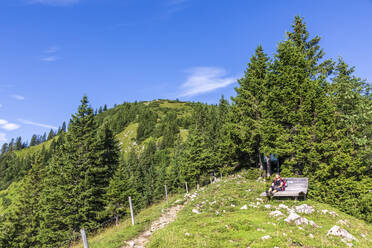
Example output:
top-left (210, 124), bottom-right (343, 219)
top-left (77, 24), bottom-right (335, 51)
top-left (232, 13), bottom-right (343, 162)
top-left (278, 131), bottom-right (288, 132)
top-left (0, 16), bottom-right (371, 248)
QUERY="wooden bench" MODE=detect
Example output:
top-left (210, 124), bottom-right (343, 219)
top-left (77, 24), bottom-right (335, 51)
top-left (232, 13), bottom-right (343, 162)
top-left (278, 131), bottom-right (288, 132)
top-left (260, 177), bottom-right (308, 200)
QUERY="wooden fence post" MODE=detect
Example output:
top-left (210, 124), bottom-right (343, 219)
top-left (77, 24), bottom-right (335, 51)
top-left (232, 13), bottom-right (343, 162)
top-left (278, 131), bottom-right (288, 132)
top-left (164, 184), bottom-right (168, 204)
top-left (80, 228), bottom-right (89, 248)
top-left (129, 196), bottom-right (135, 226)
top-left (185, 182), bottom-right (189, 193)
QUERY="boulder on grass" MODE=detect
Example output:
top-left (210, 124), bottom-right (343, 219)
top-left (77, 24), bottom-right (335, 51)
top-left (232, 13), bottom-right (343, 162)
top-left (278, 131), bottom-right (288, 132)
top-left (327, 225), bottom-right (358, 242)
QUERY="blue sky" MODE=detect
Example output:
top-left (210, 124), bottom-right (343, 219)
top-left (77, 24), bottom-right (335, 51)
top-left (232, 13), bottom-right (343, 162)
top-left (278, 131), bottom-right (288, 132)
top-left (1, 0), bottom-right (372, 145)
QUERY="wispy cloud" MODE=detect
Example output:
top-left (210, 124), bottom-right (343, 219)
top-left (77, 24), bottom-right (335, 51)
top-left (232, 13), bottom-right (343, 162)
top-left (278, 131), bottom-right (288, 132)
top-left (0, 119), bottom-right (21, 131)
top-left (29, 0), bottom-right (80, 6)
top-left (41, 56), bottom-right (58, 62)
top-left (41, 45), bottom-right (60, 62)
top-left (167, 0), bottom-right (189, 6)
top-left (165, 0), bottom-right (190, 15)
top-left (45, 45), bottom-right (59, 53)
top-left (18, 119), bottom-right (57, 129)
top-left (179, 67), bottom-right (236, 97)
top-left (0, 133), bottom-right (6, 144)
top-left (10, 94), bottom-right (25, 100)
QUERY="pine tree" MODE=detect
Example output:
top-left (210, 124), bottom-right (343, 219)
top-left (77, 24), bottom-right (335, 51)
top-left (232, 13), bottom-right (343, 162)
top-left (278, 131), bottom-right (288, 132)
top-left (47, 129), bottom-right (55, 141)
top-left (39, 96), bottom-right (117, 246)
top-left (266, 16), bottom-right (334, 176)
top-left (1, 143), bottom-right (8, 154)
top-left (180, 128), bottom-right (211, 188)
top-left (232, 45), bottom-right (270, 175)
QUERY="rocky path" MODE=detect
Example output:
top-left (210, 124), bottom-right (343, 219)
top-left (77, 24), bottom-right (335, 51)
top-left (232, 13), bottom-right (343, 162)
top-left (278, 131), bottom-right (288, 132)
top-left (123, 203), bottom-right (185, 248)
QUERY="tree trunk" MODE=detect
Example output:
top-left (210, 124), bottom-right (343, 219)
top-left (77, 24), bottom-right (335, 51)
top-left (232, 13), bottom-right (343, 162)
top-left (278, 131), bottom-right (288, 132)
top-left (258, 147), bottom-right (264, 177)
top-left (115, 214), bottom-right (119, 226)
top-left (266, 155), bottom-right (271, 177)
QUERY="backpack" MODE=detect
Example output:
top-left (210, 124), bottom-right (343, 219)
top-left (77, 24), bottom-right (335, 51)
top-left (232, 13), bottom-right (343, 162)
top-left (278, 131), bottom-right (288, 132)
top-left (282, 178), bottom-right (287, 191)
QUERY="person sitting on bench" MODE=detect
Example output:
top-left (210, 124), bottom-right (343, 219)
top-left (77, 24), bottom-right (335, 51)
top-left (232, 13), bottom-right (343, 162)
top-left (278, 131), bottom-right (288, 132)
top-left (266, 174), bottom-right (284, 196)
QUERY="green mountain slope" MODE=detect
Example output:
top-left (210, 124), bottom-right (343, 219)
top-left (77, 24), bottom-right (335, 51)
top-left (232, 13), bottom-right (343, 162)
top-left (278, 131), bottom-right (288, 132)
top-left (0, 99), bottom-right (193, 215)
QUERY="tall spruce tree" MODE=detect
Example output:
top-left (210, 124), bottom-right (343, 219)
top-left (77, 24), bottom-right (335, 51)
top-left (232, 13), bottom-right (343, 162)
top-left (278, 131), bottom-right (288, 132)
top-left (266, 16), bottom-right (334, 176)
top-left (232, 45), bottom-right (270, 175)
top-left (39, 96), bottom-right (118, 247)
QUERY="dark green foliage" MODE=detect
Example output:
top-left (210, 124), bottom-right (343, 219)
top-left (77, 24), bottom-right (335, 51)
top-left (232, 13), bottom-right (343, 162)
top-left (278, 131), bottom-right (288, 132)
top-left (37, 96), bottom-right (120, 247)
top-left (232, 45), bottom-right (270, 174)
top-left (137, 109), bottom-right (158, 142)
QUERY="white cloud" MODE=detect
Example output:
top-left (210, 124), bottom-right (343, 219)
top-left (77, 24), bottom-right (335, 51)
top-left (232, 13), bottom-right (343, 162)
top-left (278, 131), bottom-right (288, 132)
top-left (10, 94), bottom-right (25, 100)
top-left (167, 0), bottom-right (188, 6)
top-left (45, 45), bottom-right (59, 53)
top-left (179, 67), bottom-right (236, 97)
top-left (30, 0), bottom-right (80, 6)
top-left (0, 119), bottom-right (21, 131)
top-left (18, 119), bottom-right (57, 129)
top-left (41, 56), bottom-right (58, 62)
top-left (0, 104), bottom-right (2, 108)
top-left (0, 133), bottom-right (6, 144)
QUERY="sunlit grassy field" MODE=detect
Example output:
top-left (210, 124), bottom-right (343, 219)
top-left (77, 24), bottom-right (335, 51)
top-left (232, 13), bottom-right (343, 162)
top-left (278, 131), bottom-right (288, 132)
top-left (148, 174), bottom-right (372, 248)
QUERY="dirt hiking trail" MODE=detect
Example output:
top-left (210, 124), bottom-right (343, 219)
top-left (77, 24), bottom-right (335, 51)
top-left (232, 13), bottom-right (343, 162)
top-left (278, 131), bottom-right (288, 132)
top-left (122, 203), bottom-right (185, 248)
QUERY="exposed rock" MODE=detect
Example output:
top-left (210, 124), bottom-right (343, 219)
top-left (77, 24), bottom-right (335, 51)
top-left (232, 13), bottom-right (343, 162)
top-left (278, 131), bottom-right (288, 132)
top-left (329, 211), bottom-right (338, 217)
top-left (269, 210), bottom-right (284, 217)
top-left (240, 205), bottom-right (248, 210)
top-left (309, 233), bottom-right (314, 238)
top-left (231, 204), bottom-right (236, 207)
top-left (295, 204), bottom-right (314, 214)
top-left (184, 232), bottom-right (190, 236)
top-left (264, 204), bottom-right (271, 209)
top-left (192, 209), bottom-right (200, 214)
top-left (320, 209), bottom-right (338, 217)
top-left (278, 204), bottom-right (289, 210)
top-left (256, 228), bottom-right (264, 232)
top-left (284, 212), bottom-right (301, 223)
top-left (284, 212), bottom-right (314, 226)
top-left (326, 225), bottom-right (358, 242)
top-left (346, 243), bottom-right (353, 247)
top-left (261, 235), bottom-right (271, 240)
top-left (309, 220), bottom-right (319, 228)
